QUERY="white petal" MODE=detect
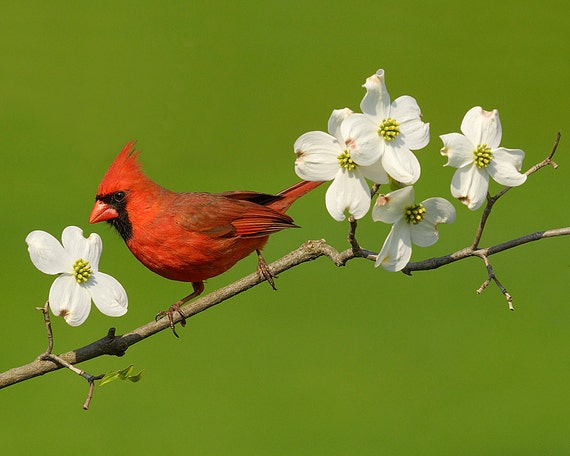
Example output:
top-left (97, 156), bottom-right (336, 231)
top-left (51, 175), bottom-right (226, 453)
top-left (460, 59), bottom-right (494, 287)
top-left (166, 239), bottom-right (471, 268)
top-left (294, 131), bottom-right (341, 181)
top-left (26, 230), bottom-right (73, 274)
top-left (328, 108), bottom-right (353, 142)
top-left (85, 233), bottom-right (103, 271)
top-left (410, 198), bottom-right (456, 247)
top-left (390, 96), bottom-right (430, 150)
top-left (49, 274), bottom-right (91, 326)
top-left (450, 165), bottom-right (489, 210)
top-left (62, 226), bottom-right (103, 271)
top-left (372, 186), bottom-right (414, 224)
top-left (62, 226), bottom-right (87, 257)
top-left (487, 148), bottom-right (527, 187)
top-left (325, 169), bottom-right (371, 221)
top-left (360, 159), bottom-right (390, 185)
top-left (381, 141), bottom-right (421, 184)
top-left (375, 220), bottom-right (412, 272)
top-left (87, 272), bottom-right (128, 317)
top-left (422, 197), bottom-right (457, 225)
top-left (360, 69), bottom-right (390, 122)
top-left (410, 220), bottom-right (439, 247)
top-left (440, 133), bottom-right (476, 168)
top-left (496, 147), bottom-right (524, 170)
top-left (340, 114), bottom-right (383, 166)
top-left (461, 106), bottom-right (502, 149)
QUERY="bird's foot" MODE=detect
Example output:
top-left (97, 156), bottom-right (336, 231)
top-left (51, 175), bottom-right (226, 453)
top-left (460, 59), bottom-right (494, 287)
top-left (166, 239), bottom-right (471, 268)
top-left (155, 301), bottom-right (186, 338)
top-left (154, 282), bottom-right (204, 338)
top-left (256, 250), bottom-right (277, 290)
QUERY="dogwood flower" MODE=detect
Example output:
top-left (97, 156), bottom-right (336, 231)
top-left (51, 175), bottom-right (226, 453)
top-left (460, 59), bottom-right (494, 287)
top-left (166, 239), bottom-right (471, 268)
top-left (26, 226), bottom-right (128, 326)
top-left (340, 69), bottom-right (430, 185)
top-left (440, 106), bottom-right (527, 210)
top-left (294, 107), bottom-right (389, 221)
top-left (373, 186), bottom-right (456, 272)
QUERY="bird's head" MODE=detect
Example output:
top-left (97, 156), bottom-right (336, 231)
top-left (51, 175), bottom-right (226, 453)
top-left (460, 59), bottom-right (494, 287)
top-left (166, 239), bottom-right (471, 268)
top-left (89, 140), bottom-right (152, 241)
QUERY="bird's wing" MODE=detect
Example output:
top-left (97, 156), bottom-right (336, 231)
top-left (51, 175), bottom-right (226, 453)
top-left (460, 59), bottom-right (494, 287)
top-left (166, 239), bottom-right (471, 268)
top-left (174, 192), bottom-right (296, 239)
top-left (230, 205), bottom-right (296, 237)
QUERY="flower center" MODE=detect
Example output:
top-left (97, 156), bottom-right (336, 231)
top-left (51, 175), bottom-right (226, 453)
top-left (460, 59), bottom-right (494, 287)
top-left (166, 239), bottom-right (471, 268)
top-left (337, 150), bottom-right (357, 170)
top-left (73, 258), bottom-right (92, 283)
top-left (473, 144), bottom-right (493, 168)
top-left (404, 203), bottom-right (426, 225)
top-left (378, 118), bottom-right (400, 141)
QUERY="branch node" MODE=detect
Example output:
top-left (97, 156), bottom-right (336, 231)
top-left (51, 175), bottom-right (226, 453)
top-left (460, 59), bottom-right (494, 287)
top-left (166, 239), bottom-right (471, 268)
top-left (108, 337), bottom-right (129, 357)
top-left (82, 373), bottom-right (105, 411)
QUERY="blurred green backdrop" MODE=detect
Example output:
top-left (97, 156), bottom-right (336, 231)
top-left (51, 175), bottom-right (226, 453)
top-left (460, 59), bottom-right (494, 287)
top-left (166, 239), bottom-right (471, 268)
top-left (1, 1), bottom-right (568, 454)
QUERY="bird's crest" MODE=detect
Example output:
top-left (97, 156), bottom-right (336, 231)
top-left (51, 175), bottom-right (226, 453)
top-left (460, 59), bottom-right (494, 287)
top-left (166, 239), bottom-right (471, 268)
top-left (97, 140), bottom-right (151, 195)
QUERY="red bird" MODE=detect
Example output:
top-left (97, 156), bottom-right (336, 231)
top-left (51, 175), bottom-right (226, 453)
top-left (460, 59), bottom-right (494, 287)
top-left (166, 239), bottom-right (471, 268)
top-left (89, 141), bottom-right (322, 335)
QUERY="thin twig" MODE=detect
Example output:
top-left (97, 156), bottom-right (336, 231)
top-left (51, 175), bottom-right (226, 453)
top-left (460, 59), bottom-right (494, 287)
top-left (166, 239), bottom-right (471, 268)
top-left (34, 302), bottom-right (105, 409)
top-left (84, 380), bottom-right (97, 410)
top-left (370, 183), bottom-right (381, 198)
top-left (476, 277), bottom-right (492, 294)
top-left (83, 374), bottom-right (105, 410)
top-left (35, 302), bottom-right (53, 358)
top-left (347, 216), bottom-right (377, 261)
top-left (473, 252), bottom-right (514, 310)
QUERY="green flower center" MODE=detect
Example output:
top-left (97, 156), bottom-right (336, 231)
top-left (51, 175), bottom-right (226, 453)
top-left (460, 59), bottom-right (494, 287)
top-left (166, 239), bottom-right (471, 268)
top-left (404, 203), bottom-right (426, 225)
top-left (473, 144), bottom-right (493, 168)
top-left (338, 150), bottom-right (357, 170)
top-left (73, 258), bottom-right (92, 283)
top-left (378, 118), bottom-right (400, 141)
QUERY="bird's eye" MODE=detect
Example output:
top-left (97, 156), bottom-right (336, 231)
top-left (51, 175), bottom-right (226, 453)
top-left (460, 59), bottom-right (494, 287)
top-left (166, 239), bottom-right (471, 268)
top-left (113, 191), bottom-right (126, 203)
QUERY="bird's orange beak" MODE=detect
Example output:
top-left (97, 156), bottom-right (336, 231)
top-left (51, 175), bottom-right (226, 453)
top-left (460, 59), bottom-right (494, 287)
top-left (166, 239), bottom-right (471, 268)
top-left (89, 200), bottom-right (119, 224)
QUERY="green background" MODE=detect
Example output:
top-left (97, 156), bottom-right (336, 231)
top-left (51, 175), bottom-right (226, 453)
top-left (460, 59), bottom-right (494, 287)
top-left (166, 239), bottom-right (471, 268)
top-left (1, 1), bottom-right (568, 454)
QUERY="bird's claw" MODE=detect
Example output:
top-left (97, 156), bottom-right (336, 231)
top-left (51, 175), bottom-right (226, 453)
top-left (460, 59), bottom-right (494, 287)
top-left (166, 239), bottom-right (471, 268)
top-left (256, 251), bottom-right (277, 291)
top-left (155, 302), bottom-right (186, 338)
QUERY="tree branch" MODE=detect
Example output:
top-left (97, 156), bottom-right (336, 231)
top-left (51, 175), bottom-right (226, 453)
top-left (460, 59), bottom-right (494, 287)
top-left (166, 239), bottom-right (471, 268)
top-left (1, 225), bottom-right (568, 389)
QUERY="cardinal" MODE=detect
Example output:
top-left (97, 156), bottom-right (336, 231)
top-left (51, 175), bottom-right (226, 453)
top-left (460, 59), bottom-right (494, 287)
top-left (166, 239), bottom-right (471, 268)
top-left (89, 141), bottom-right (322, 335)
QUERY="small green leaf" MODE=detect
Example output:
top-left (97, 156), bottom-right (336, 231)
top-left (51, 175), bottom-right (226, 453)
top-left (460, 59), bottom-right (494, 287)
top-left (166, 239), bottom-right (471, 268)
top-left (118, 364), bottom-right (134, 380)
top-left (127, 370), bottom-right (144, 383)
top-left (99, 371), bottom-right (121, 387)
top-left (99, 365), bottom-right (144, 386)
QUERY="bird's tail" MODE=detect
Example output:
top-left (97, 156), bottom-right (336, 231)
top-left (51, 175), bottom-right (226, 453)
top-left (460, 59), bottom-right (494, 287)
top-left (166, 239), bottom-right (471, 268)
top-left (270, 180), bottom-right (324, 213)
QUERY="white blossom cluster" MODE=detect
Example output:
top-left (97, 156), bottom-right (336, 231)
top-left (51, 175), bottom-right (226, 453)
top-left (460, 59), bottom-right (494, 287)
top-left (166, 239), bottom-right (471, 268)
top-left (294, 69), bottom-right (526, 271)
